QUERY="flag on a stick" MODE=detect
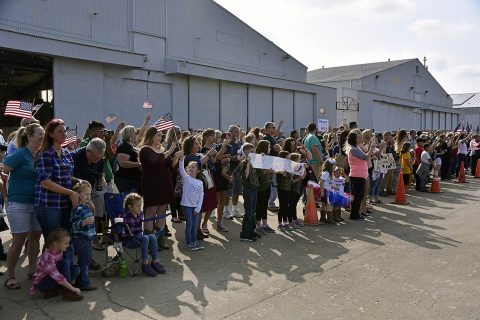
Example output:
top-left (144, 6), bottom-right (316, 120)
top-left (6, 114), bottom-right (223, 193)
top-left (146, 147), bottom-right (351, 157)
top-left (105, 113), bottom-right (117, 124)
top-left (4, 100), bottom-right (33, 118)
top-left (32, 103), bottom-right (43, 113)
top-left (154, 113), bottom-right (175, 132)
top-left (454, 122), bottom-right (462, 132)
top-left (143, 101), bottom-right (153, 109)
top-left (62, 128), bottom-right (78, 147)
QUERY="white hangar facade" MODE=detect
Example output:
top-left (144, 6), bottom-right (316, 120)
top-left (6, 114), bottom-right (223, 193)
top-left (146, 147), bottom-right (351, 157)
top-left (307, 59), bottom-right (463, 132)
top-left (0, 0), bottom-right (336, 134)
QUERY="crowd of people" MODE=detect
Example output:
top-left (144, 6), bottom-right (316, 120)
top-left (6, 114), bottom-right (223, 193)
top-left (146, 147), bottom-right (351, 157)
top-left (0, 114), bottom-right (479, 304)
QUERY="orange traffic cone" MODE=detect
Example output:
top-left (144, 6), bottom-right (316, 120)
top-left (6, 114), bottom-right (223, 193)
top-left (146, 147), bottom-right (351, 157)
top-left (475, 160), bottom-right (480, 178)
top-left (304, 185), bottom-right (320, 226)
top-left (392, 171), bottom-right (410, 205)
top-left (430, 178), bottom-right (441, 193)
top-left (455, 161), bottom-right (468, 183)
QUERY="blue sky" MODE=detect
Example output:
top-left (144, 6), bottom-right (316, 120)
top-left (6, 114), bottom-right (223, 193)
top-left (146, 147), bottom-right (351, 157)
top-left (214, 0), bottom-right (480, 93)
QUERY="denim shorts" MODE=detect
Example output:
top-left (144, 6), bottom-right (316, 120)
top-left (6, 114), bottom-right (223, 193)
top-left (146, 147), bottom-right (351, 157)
top-left (6, 202), bottom-right (41, 233)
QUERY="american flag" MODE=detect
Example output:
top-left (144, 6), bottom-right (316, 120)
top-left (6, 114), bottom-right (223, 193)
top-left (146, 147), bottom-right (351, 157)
top-left (62, 128), bottom-right (78, 147)
top-left (32, 103), bottom-right (43, 113)
top-left (4, 100), bottom-right (33, 118)
top-left (154, 113), bottom-right (175, 132)
top-left (143, 101), bottom-right (153, 109)
top-left (105, 113), bottom-right (117, 124)
top-left (454, 122), bottom-right (462, 132)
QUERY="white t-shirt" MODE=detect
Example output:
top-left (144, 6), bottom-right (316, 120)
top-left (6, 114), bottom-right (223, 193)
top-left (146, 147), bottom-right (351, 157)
top-left (179, 158), bottom-right (204, 213)
top-left (321, 171), bottom-right (332, 190)
top-left (458, 141), bottom-right (468, 155)
top-left (332, 177), bottom-right (346, 194)
top-left (421, 151), bottom-right (431, 164)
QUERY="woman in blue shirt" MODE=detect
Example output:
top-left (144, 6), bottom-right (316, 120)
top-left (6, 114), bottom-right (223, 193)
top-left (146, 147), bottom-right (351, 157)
top-left (2, 123), bottom-right (44, 290)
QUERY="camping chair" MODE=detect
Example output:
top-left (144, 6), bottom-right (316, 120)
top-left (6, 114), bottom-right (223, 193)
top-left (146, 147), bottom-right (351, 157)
top-left (102, 192), bottom-right (172, 277)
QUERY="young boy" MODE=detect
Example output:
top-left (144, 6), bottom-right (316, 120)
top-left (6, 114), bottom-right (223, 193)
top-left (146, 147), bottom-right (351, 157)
top-left (70, 181), bottom-right (98, 291)
top-left (236, 144), bottom-right (260, 242)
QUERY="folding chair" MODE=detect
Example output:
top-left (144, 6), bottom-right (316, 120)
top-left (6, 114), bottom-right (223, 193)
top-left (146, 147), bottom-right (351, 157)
top-left (102, 193), bottom-right (172, 277)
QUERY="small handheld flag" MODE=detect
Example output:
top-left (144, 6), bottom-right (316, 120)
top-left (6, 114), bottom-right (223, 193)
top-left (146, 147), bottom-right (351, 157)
top-left (105, 113), bottom-right (117, 124)
top-left (62, 128), bottom-right (78, 147)
top-left (4, 100), bottom-right (33, 118)
top-left (154, 113), bottom-right (175, 132)
top-left (143, 101), bottom-right (153, 109)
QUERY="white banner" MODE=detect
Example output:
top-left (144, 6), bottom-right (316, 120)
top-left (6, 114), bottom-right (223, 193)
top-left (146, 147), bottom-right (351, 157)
top-left (373, 153), bottom-right (396, 171)
top-left (248, 153), bottom-right (305, 176)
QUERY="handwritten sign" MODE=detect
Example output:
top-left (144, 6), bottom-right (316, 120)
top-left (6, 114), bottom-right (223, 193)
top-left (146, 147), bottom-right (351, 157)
top-left (373, 153), bottom-right (396, 172)
top-left (248, 153), bottom-right (305, 176)
top-left (317, 118), bottom-right (329, 132)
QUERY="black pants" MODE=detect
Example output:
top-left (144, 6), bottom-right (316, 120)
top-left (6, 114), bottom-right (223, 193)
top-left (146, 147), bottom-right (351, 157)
top-left (457, 153), bottom-right (466, 177)
top-left (256, 187), bottom-right (271, 221)
top-left (288, 192), bottom-right (301, 222)
top-left (471, 151), bottom-right (479, 176)
top-left (277, 189), bottom-right (290, 223)
top-left (350, 177), bottom-right (365, 218)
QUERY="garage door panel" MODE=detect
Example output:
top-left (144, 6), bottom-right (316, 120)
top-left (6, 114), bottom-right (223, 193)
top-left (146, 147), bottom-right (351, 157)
top-left (122, 79), bottom-right (148, 128)
top-left (432, 111), bottom-right (439, 130)
top-left (440, 112), bottom-right (446, 130)
top-left (273, 89), bottom-right (294, 133)
top-left (248, 85), bottom-right (272, 129)
top-left (372, 101), bottom-right (414, 132)
top-left (446, 113), bottom-right (452, 130)
top-left (425, 110), bottom-right (432, 130)
top-left (189, 77), bottom-right (219, 129)
top-left (294, 92), bottom-right (314, 131)
top-left (220, 81), bottom-right (247, 131)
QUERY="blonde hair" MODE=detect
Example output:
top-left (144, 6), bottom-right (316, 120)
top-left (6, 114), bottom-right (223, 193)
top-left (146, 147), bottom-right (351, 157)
top-left (138, 127), bottom-right (158, 148)
top-left (72, 180), bottom-right (92, 193)
top-left (124, 193), bottom-right (143, 211)
top-left (16, 123), bottom-right (43, 148)
top-left (120, 125), bottom-right (136, 143)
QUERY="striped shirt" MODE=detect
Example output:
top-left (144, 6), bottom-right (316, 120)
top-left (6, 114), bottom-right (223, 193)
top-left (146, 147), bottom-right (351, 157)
top-left (71, 204), bottom-right (96, 240)
top-left (121, 211), bottom-right (143, 237)
top-left (35, 147), bottom-right (74, 210)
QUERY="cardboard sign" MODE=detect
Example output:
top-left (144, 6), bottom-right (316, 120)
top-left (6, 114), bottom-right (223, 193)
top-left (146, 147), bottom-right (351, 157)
top-left (373, 153), bottom-right (396, 172)
top-left (317, 118), bottom-right (329, 132)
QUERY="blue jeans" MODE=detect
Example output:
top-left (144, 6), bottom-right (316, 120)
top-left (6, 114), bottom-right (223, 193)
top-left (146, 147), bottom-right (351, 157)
top-left (241, 187), bottom-right (257, 238)
top-left (182, 206), bottom-right (199, 245)
top-left (35, 206), bottom-right (74, 265)
top-left (73, 238), bottom-right (92, 289)
top-left (268, 174), bottom-right (277, 207)
top-left (36, 259), bottom-right (77, 292)
top-left (369, 173), bottom-right (383, 197)
top-left (125, 234), bottom-right (158, 261)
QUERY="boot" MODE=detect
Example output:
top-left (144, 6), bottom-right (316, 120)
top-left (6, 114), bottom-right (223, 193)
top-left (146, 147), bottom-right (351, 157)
top-left (62, 288), bottom-right (83, 301)
top-left (320, 209), bottom-right (327, 223)
top-left (326, 211), bottom-right (335, 224)
top-left (157, 235), bottom-right (170, 250)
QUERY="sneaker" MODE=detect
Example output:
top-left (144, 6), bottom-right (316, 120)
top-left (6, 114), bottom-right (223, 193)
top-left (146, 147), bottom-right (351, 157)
top-left (277, 224), bottom-right (286, 231)
top-left (256, 227), bottom-right (267, 235)
top-left (293, 219), bottom-right (304, 227)
top-left (254, 231), bottom-right (263, 238)
top-left (151, 261), bottom-right (166, 274)
top-left (240, 236), bottom-right (257, 242)
top-left (224, 210), bottom-right (234, 220)
top-left (234, 209), bottom-right (244, 218)
top-left (142, 263), bottom-right (157, 277)
top-left (216, 222), bottom-right (229, 232)
top-left (188, 243), bottom-right (199, 251)
top-left (284, 224), bottom-right (293, 231)
top-left (288, 222), bottom-right (298, 229)
top-left (194, 242), bottom-right (204, 250)
top-left (201, 224), bottom-right (210, 235)
top-left (263, 225), bottom-right (275, 233)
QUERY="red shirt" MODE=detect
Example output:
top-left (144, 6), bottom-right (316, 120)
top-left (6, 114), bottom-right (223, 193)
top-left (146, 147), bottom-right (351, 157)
top-left (414, 146), bottom-right (424, 166)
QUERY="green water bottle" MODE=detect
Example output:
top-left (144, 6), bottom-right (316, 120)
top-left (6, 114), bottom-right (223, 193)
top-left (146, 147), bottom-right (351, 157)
top-left (119, 260), bottom-right (128, 278)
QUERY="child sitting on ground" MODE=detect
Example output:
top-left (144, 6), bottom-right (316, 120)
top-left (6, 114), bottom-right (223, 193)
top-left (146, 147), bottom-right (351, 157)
top-left (121, 193), bottom-right (166, 277)
top-left (30, 228), bottom-right (83, 301)
top-left (179, 156), bottom-right (204, 251)
top-left (70, 181), bottom-right (97, 291)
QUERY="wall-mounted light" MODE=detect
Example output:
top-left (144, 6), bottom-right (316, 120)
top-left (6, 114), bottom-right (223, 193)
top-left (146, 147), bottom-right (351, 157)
top-left (375, 75), bottom-right (379, 80)
top-left (425, 90), bottom-right (429, 94)
top-left (409, 86), bottom-right (414, 91)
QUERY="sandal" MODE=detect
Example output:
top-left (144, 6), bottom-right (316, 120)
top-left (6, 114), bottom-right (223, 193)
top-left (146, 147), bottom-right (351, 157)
top-left (4, 277), bottom-right (21, 290)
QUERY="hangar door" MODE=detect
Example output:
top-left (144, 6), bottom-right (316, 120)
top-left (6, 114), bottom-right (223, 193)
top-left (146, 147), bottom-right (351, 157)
top-left (189, 77), bottom-right (220, 129)
top-left (372, 101), bottom-right (414, 131)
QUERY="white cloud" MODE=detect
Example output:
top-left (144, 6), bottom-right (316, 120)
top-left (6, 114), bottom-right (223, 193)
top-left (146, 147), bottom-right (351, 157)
top-left (456, 64), bottom-right (480, 79)
top-left (408, 19), bottom-right (475, 38)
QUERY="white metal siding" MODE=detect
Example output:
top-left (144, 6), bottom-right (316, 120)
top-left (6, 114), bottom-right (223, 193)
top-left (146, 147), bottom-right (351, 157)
top-left (425, 110), bottom-right (432, 130)
top-left (439, 112), bottom-right (446, 130)
top-left (133, 0), bottom-right (166, 36)
top-left (220, 81), bottom-right (247, 131)
top-left (372, 101), bottom-right (414, 131)
top-left (432, 111), bottom-right (439, 129)
top-left (248, 85), bottom-right (272, 129)
top-left (189, 77), bottom-right (220, 129)
top-left (446, 113), bottom-right (452, 130)
top-left (273, 89), bottom-right (294, 133)
top-left (294, 92), bottom-right (314, 130)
